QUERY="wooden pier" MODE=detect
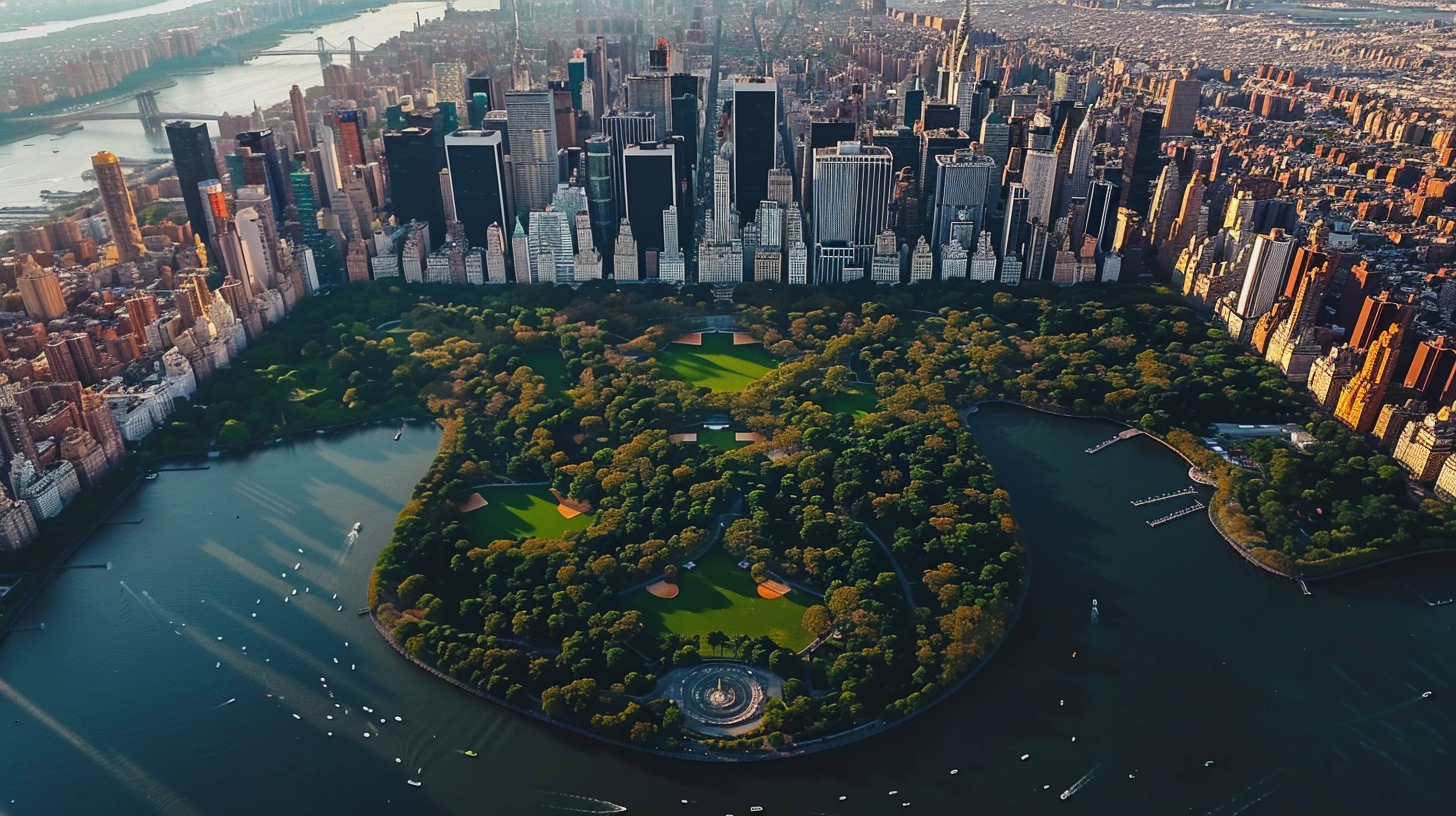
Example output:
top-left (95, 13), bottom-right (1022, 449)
top-left (1146, 501), bottom-right (1206, 527)
top-left (1130, 487), bottom-right (1198, 506)
top-left (1086, 428), bottom-right (1142, 454)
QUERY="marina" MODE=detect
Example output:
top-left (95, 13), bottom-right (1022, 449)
top-left (1146, 501), bottom-right (1207, 527)
top-left (1130, 486), bottom-right (1198, 506)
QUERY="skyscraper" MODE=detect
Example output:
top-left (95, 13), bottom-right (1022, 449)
top-left (584, 136), bottom-right (616, 257)
top-left (17, 257), bottom-right (66, 321)
top-left (600, 112), bottom-right (658, 211)
top-left (290, 169), bottom-right (343, 286)
top-left (289, 85), bottom-right (312, 151)
top-left (802, 120), bottom-right (857, 209)
top-left (165, 121), bottom-right (220, 243)
top-left (91, 151), bottom-right (145, 263)
top-left (333, 109), bottom-right (368, 167)
top-left (1336, 322), bottom-right (1408, 435)
top-left (237, 129), bottom-right (291, 215)
top-left (504, 90), bottom-right (559, 213)
top-left (444, 130), bottom-right (510, 250)
top-left (1162, 79), bottom-right (1203, 137)
top-left (812, 142), bottom-right (892, 273)
top-left (930, 150), bottom-right (998, 250)
top-left (1021, 145), bottom-right (1059, 233)
top-left (623, 142), bottom-right (680, 268)
top-left (432, 62), bottom-right (467, 108)
top-left (383, 126), bottom-right (448, 246)
top-left (732, 77), bottom-right (778, 227)
top-left (1121, 107), bottom-right (1165, 215)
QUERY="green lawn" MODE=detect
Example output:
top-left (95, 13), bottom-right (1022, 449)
top-left (696, 429), bottom-right (748, 451)
top-left (654, 333), bottom-right (778, 392)
top-left (626, 548), bottom-right (815, 652)
top-left (462, 485), bottom-right (592, 544)
top-left (818, 383), bottom-right (878, 417)
top-left (520, 347), bottom-right (569, 392)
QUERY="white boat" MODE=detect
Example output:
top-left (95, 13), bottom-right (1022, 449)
top-left (407, 779), bottom-right (422, 787)
top-left (352, 522), bottom-right (362, 533)
top-left (1423, 691), bottom-right (1433, 698)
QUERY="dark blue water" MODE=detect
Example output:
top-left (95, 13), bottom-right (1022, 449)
top-left (0, 408), bottom-right (1452, 815)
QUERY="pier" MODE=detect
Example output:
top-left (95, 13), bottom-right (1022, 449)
top-left (1086, 428), bottom-right (1142, 454)
top-left (155, 466), bottom-right (211, 472)
top-left (1130, 487), bottom-right (1198, 506)
top-left (1299, 580), bottom-right (1312, 596)
top-left (1146, 501), bottom-right (1206, 527)
top-left (56, 562), bottom-right (112, 571)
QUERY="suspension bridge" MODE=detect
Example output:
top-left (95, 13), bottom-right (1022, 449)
top-left (253, 36), bottom-right (375, 69)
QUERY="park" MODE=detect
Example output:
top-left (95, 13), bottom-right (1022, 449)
top-left (653, 331), bottom-right (779, 392)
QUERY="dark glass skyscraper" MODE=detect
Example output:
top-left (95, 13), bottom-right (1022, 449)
top-left (237, 129), bottom-right (290, 218)
top-left (623, 141), bottom-right (679, 268)
top-left (383, 126), bottom-right (447, 247)
top-left (290, 169), bottom-right (343, 286)
top-left (732, 78), bottom-right (777, 227)
top-left (444, 130), bottom-right (509, 249)
top-left (584, 136), bottom-right (617, 259)
top-left (1122, 107), bottom-right (1165, 216)
top-left (165, 121), bottom-right (219, 243)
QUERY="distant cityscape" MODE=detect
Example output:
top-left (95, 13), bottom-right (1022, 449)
top-left (2, 0), bottom-right (1456, 550)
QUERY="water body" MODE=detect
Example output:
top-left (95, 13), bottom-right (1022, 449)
top-left (0, 0), bottom-right (497, 208)
top-left (0, 0), bottom-right (220, 45)
top-left (1, 407), bottom-right (1453, 815)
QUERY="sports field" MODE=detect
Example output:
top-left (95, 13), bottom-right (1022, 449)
top-left (462, 485), bottom-right (592, 544)
top-left (819, 383), bottom-right (878, 417)
top-left (654, 333), bottom-right (778, 392)
top-left (520, 347), bottom-right (569, 392)
top-left (626, 548), bottom-right (814, 652)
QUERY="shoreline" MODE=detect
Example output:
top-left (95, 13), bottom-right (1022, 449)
top-left (367, 406), bottom-right (1035, 763)
top-left (0, 412), bottom-right (426, 646)
top-left (965, 399), bottom-right (1456, 583)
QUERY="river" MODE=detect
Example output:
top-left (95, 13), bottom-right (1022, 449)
top-left (0, 0), bottom-right (220, 45)
top-left (0, 0), bottom-right (498, 209)
top-left (0, 406), bottom-right (1453, 815)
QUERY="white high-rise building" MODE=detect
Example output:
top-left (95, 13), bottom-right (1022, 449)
top-left (234, 208), bottom-right (276, 295)
top-left (871, 230), bottom-right (900, 284)
top-left (1065, 115), bottom-right (1094, 207)
top-left (712, 155), bottom-right (735, 243)
top-left (505, 90), bottom-right (559, 213)
top-left (614, 219), bottom-right (639, 281)
top-left (1022, 146), bottom-right (1059, 230)
top-left (942, 240), bottom-right (969, 279)
top-left (968, 231), bottom-right (998, 281)
top-left (812, 142), bottom-right (892, 269)
top-left (909, 237), bottom-right (934, 282)
top-left (529, 210), bottom-right (575, 284)
top-left (931, 149), bottom-right (998, 251)
top-left (1233, 229), bottom-right (1297, 321)
top-left (788, 242), bottom-right (808, 285)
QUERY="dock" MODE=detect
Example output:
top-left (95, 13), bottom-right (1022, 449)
top-left (1086, 428), bottom-right (1142, 454)
top-left (155, 466), bottom-right (211, 472)
top-left (1130, 487), bottom-right (1198, 506)
top-left (1146, 501), bottom-right (1206, 527)
top-left (1299, 580), bottom-right (1312, 596)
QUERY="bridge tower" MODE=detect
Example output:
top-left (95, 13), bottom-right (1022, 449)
top-left (317, 36), bottom-right (331, 69)
top-left (135, 91), bottom-right (163, 134)
top-left (349, 36), bottom-right (360, 72)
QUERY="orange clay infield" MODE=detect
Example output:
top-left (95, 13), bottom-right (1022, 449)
top-left (756, 580), bottom-right (792, 599)
top-left (646, 580), bottom-right (681, 599)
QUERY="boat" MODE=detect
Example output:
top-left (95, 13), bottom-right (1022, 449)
top-left (1423, 691), bottom-right (1433, 698)
top-left (463, 750), bottom-right (478, 757)
top-left (352, 522), bottom-right (362, 533)
top-left (144, 472), bottom-right (159, 480)
top-left (394, 422), bottom-right (404, 441)
top-left (407, 780), bottom-right (422, 787)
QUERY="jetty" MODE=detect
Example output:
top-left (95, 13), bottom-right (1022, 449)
top-left (1086, 428), bottom-right (1141, 454)
top-left (1146, 501), bottom-right (1206, 527)
top-left (1299, 580), bottom-right (1312, 597)
top-left (1130, 487), bottom-right (1198, 506)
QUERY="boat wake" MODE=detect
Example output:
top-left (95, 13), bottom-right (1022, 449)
top-left (1060, 764), bottom-right (1099, 800)
top-left (516, 790), bottom-right (628, 814)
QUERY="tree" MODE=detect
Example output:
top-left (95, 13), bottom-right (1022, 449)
top-left (217, 419), bottom-right (250, 445)
top-left (801, 605), bottom-right (831, 637)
